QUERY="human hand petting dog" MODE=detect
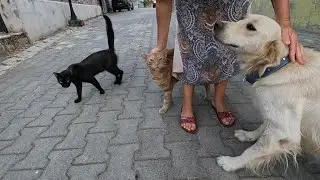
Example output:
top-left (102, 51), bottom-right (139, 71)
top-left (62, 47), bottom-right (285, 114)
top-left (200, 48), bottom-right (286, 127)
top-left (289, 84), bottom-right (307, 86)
top-left (280, 24), bottom-right (305, 64)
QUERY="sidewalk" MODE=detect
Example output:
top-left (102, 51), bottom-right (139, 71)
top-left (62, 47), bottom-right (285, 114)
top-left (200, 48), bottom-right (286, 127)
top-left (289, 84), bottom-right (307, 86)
top-left (0, 8), bottom-right (319, 180)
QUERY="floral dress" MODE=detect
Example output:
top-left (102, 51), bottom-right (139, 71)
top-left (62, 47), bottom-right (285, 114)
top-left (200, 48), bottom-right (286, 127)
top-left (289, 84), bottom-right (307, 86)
top-left (175, 0), bottom-right (252, 85)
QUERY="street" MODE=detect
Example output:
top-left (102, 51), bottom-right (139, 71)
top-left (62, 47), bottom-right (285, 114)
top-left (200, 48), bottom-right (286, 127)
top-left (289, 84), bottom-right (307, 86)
top-left (0, 8), bottom-right (319, 180)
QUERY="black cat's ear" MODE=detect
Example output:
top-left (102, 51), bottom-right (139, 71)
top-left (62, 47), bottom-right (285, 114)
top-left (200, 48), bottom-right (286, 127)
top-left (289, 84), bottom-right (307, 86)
top-left (53, 72), bottom-right (59, 78)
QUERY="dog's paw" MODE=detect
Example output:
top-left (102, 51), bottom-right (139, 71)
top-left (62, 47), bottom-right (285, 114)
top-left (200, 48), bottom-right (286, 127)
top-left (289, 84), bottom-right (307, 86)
top-left (100, 90), bottom-right (105, 94)
top-left (234, 130), bottom-right (255, 142)
top-left (217, 156), bottom-right (240, 172)
top-left (74, 98), bottom-right (81, 103)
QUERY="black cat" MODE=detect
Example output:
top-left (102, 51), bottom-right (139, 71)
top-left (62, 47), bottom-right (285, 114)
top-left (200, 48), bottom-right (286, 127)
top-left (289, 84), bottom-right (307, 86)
top-left (54, 15), bottom-right (123, 103)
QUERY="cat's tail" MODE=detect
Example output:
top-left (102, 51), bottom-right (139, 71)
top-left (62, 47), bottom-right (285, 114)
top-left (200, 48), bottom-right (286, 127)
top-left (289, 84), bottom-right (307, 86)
top-left (103, 15), bottom-right (115, 52)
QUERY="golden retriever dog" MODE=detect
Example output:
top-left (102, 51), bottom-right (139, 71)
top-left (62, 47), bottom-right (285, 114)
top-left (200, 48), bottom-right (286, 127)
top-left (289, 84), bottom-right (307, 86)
top-left (214, 14), bottom-right (320, 172)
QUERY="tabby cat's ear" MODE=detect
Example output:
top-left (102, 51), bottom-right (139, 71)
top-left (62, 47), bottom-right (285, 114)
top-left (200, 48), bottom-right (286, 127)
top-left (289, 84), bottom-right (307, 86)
top-left (53, 72), bottom-right (59, 78)
top-left (141, 54), bottom-right (148, 61)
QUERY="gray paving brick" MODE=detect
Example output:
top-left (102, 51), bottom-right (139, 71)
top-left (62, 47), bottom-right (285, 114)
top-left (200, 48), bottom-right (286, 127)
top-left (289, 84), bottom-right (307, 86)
top-left (108, 83), bottom-right (129, 96)
top-left (145, 80), bottom-right (162, 93)
top-left (165, 142), bottom-right (208, 179)
top-left (8, 91), bottom-right (44, 110)
top-left (0, 127), bottom-right (46, 154)
top-left (125, 87), bottom-right (146, 101)
top-left (73, 105), bottom-right (101, 123)
top-left (135, 129), bottom-right (169, 160)
top-left (144, 92), bottom-right (163, 108)
top-left (241, 178), bottom-right (284, 180)
top-left (195, 105), bottom-right (219, 127)
top-left (200, 158), bottom-right (239, 180)
top-left (133, 68), bottom-right (148, 77)
top-left (0, 110), bottom-right (24, 129)
top-left (119, 100), bottom-right (144, 119)
top-left (22, 81), bottom-right (42, 91)
top-left (110, 119), bottom-right (140, 144)
top-left (12, 137), bottom-right (63, 169)
top-left (197, 126), bottom-right (233, 157)
top-left (228, 103), bottom-right (262, 124)
top-left (164, 116), bottom-right (198, 143)
top-left (68, 164), bottom-right (106, 180)
top-left (100, 95), bottom-right (125, 111)
top-left (58, 103), bottom-right (82, 115)
top-left (0, 102), bottom-right (15, 111)
top-left (2, 170), bottom-right (42, 180)
top-left (74, 132), bottom-right (114, 164)
top-left (134, 160), bottom-right (172, 180)
top-left (129, 77), bottom-right (146, 87)
top-left (98, 144), bottom-right (139, 180)
top-left (0, 141), bottom-right (14, 150)
top-left (46, 93), bottom-right (73, 108)
top-left (40, 115), bottom-right (75, 137)
top-left (27, 107), bottom-right (63, 127)
top-left (140, 108), bottom-right (166, 129)
top-left (55, 123), bottom-right (95, 149)
top-left (39, 149), bottom-right (82, 180)
top-left (89, 111), bottom-right (119, 133)
top-left (21, 100), bottom-right (52, 118)
top-left (0, 154), bottom-right (25, 179)
top-left (85, 92), bottom-right (109, 105)
top-left (0, 117), bottom-right (35, 140)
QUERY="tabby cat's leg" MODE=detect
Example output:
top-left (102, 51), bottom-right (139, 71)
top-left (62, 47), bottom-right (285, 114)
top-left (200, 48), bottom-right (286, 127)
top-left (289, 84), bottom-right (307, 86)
top-left (204, 84), bottom-right (211, 101)
top-left (159, 90), bottom-right (173, 114)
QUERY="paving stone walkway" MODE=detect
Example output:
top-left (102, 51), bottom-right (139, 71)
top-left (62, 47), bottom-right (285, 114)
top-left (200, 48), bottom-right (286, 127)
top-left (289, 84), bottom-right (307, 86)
top-left (0, 8), bottom-right (320, 180)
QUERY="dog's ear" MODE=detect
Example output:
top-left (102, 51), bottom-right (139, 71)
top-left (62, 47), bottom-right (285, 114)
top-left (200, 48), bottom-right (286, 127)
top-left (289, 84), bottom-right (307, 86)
top-left (141, 54), bottom-right (148, 61)
top-left (257, 40), bottom-right (287, 77)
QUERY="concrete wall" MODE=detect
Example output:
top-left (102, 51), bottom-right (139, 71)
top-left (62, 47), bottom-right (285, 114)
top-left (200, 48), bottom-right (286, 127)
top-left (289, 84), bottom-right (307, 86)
top-left (252, 0), bottom-right (320, 33)
top-left (1, 0), bottom-right (102, 41)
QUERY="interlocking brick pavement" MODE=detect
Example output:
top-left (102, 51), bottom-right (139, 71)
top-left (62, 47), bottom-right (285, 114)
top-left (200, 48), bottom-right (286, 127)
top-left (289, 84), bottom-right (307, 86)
top-left (0, 8), bottom-right (319, 180)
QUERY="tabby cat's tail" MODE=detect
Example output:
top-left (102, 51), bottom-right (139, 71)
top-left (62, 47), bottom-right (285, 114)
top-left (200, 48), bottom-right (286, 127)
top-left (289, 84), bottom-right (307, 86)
top-left (103, 15), bottom-right (115, 52)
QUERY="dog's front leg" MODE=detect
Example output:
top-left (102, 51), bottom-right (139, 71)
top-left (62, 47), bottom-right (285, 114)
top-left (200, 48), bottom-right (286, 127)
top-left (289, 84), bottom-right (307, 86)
top-left (234, 123), bottom-right (267, 142)
top-left (217, 130), bottom-right (272, 171)
top-left (218, 102), bottom-right (304, 172)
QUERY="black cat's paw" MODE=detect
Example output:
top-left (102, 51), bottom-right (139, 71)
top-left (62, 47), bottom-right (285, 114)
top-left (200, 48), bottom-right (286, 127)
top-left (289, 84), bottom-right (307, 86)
top-left (74, 98), bottom-right (82, 103)
top-left (100, 90), bottom-right (105, 94)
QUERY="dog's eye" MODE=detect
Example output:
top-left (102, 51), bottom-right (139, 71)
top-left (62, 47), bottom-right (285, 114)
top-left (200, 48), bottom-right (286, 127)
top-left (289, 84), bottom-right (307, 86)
top-left (246, 23), bottom-right (256, 31)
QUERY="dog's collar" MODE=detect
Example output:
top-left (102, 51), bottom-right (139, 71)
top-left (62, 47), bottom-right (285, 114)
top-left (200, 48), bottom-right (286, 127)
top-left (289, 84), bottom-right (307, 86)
top-left (245, 56), bottom-right (290, 84)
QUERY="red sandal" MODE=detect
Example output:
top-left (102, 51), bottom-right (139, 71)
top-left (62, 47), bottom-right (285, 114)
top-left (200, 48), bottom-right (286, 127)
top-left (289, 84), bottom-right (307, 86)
top-left (211, 104), bottom-right (236, 128)
top-left (180, 116), bottom-right (198, 134)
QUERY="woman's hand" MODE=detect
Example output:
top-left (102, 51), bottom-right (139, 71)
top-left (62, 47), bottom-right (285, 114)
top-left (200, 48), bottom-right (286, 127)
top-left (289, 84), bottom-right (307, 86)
top-left (151, 46), bottom-right (166, 53)
top-left (280, 24), bottom-right (305, 64)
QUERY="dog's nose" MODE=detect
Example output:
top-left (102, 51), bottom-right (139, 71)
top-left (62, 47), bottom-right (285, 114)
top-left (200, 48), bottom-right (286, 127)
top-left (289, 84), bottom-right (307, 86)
top-left (214, 21), bottom-right (223, 32)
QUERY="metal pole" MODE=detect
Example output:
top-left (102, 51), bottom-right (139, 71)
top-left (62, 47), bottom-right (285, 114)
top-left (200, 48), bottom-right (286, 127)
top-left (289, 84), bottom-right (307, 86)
top-left (67, 0), bottom-right (84, 27)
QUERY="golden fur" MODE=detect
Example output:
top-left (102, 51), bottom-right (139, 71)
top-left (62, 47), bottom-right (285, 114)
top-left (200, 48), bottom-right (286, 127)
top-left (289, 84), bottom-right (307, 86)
top-left (214, 14), bottom-right (320, 174)
top-left (142, 49), bottom-right (211, 114)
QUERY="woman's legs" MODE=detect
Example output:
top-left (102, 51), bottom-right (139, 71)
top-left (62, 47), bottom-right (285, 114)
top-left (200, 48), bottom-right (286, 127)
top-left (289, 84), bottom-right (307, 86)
top-left (213, 80), bottom-right (235, 126)
top-left (181, 84), bottom-right (196, 131)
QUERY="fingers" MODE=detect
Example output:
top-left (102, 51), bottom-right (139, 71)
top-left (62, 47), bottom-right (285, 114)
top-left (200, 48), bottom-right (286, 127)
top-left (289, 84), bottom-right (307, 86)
top-left (295, 42), bottom-right (304, 64)
top-left (289, 33), bottom-right (297, 63)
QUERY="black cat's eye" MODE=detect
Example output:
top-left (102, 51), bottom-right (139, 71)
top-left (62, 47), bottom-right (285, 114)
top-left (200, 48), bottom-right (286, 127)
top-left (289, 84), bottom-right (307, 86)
top-left (246, 23), bottom-right (256, 31)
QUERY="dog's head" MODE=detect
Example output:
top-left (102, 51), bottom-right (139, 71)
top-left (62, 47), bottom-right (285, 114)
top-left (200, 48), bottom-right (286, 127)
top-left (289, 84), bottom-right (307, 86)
top-left (214, 14), bottom-right (288, 75)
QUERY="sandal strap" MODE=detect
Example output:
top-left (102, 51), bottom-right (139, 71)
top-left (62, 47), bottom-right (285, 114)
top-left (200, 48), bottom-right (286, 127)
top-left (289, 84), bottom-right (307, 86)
top-left (181, 116), bottom-right (197, 124)
top-left (217, 111), bottom-right (235, 122)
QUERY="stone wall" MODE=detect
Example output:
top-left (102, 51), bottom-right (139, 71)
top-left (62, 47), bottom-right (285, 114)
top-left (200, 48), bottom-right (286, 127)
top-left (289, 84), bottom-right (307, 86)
top-left (1, 0), bottom-right (102, 41)
top-left (252, 0), bottom-right (320, 33)
top-left (50, 0), bottom-right (99, 5)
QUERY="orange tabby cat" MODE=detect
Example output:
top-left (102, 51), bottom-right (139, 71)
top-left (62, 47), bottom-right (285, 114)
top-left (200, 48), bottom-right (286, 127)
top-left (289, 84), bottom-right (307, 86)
top-left (142, 48), bottom-right (211, 114)
top-left (142, 49), bottom-right (178, 113)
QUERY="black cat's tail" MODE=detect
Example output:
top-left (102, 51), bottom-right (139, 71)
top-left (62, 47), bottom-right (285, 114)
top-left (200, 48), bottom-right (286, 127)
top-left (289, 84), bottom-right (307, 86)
top-left (103, 15), bottom-right (115, 52)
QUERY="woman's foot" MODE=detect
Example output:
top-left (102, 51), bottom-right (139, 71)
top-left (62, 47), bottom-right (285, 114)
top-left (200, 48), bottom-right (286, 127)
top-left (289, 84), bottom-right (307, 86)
top-left (212, 99), bottom-right (236, 127)
top-left (213, 81), bottom-right (236, 127)
top-left (180, 85), bottom-right (197, 134)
